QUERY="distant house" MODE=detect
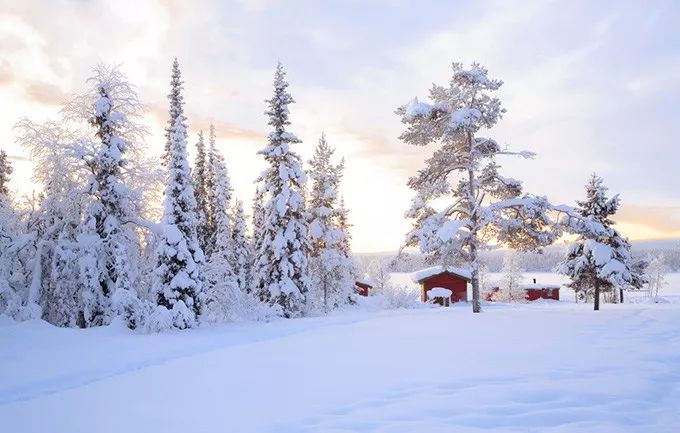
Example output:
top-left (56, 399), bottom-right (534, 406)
top-left (522, 281), bottom-right (560, 301)
top-left (486, 279), bottom-right (561, 302)
top-left (411, 266), bottom-right (472, 305)
top-left (354, 280), bottom-right (373, 297)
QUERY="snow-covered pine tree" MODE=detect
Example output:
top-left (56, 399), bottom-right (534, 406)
top-left (397, 62), bottom-right (558, 313)
top-left (558, 174), bottom-right (632, 310)
top-left (231, 199), bottom-right (251, 292)
top-left (496, 251), bottom-right (524, 302)
top-left (307, 134), bottom-right (354, 312)
top-left (249, 186), bottom-right (265, 294)
top-left (163, 59), bottom-right (184, 165)
top-left (205, 124), bottom-right (234, 256)
top-left (336, 196), bottom-right (352, 259)
top-left (152, 59), bottom-right (204, 330)
top-left (202, 139), bottom-right (240, 322)
top-left (193, 130), bottom-right (210, 252)
top-left (63, 64), bottom-right (148, 327)
top-left (253, 63), bottom-right (310, 317)
top-left (0, 150), bottom-right (11, 197)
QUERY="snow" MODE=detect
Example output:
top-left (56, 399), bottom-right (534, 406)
top-left (427, 287), bottom-right (452, 299)
top-left (411, 265), bottom-right (472, 282)
top-left (2, 289), bottom-right (680, 432)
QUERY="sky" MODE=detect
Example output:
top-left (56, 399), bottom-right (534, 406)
top-left (0, 0), bottom-right (679, 253)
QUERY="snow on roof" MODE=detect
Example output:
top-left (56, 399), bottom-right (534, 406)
top-left (355, 279), bottom-right (375, 287)
top-left (411, 266), bottom-right (472, 283)
top-left (427, 287), bottom-right (453, 299)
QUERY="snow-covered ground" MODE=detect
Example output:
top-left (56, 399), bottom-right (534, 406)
top-left (1, 278), bottom-right (680, 433)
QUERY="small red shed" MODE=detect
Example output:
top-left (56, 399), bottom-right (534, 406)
top-left (521, 283), bottom-right (560, 301)
top-left (411, 266), bottom-right (471, 305)
top-left (354, 280), bottom-right (373, 297)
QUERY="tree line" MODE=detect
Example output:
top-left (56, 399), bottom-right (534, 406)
top-left (0, 60), bottom-right (355, 330)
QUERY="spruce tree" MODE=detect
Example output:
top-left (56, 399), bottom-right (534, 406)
top-left (0, 150), bottom-right (11, 197)
top-left (558, 174), bottom-right (633, 310)
top-left (205, 124), bottom-right (233, 256)
top-left (202, 141), bottom-right (240, 322)
top-left (75, 64), bottom-right (144, 326)
top-left (308, 134), bottom-right (355, 312)
top-left (253, 63), bottom-right (310, 317)
top-left (231, 199), bottom-right (251, 292)
top-left (152, 59), bottom-right (204, 329)
top-left (193, 130), bottom-right (209, 252)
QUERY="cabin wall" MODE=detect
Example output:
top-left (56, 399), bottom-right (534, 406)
top-left (421, 274), bottom-right (468, 303)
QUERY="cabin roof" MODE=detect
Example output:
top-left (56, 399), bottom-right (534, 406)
top-left (411, 266), bottom-right (472, 283)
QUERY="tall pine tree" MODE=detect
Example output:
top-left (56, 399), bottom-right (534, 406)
top-left (253, 63), bottom-right (310, 317)
top-left (193, 130), bottom-right (210, 252)
top-left (152, 58), bottom-right (205, 329)
top-left (307, 134), bottom-right (355, 312)
top-left (231, 199), bottom-right (251, 292)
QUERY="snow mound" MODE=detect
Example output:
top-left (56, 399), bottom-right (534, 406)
top-left (427, 287), bottom-right (452, 299)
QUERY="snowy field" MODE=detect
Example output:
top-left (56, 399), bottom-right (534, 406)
top-left (1, 276), bottom-right (679, 433)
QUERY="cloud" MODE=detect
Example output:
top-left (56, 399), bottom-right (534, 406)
top-left (0, 60), bottom-right (13, 85)
top-left (617, 204), bottom-right (680, 235)
top-left (23, 81), bottom-right (69, 107)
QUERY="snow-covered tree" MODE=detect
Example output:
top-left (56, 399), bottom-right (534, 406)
top-left (193, 130), bottom-right (210, 252)
top-left (152, 59), bottom-right (204, 330)
top-left (558, 175), bottom-right (633, 310)
top-left (646, 255), bottom-right (667, 299)
top-left (252, 63), bottom-right (310, 317)
top-left (231, 199), bottom-right (251, 292)
top-left (14, 120), bottom-right (90, 325)
top-left (0, 150), bottom-right (11, 197)
top-left (307, 134), bottom-right (355, 312)
top-left (202, 140), bottom-right (240, 322)
top-left (495, 251), bottom-right (524, 302)
top-left (0, 150), bottom-right (25, 319)
top-left (397, 62), bottom-right (559, 313)
top-left (62, 63), bottom-right (150, 327)
top-left (205, 124), bottom-right (233, 256)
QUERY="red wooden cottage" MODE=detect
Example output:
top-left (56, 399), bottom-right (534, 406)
top-left (522, 280), bottom-right (560, 301)
top-left (411, 266), bottom-right (471, 305)
top-left (354, 280), bottom-right (373, 297)
top-left (486, 279), bottom-right (561, 302)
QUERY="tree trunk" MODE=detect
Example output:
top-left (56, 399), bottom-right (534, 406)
top-left (594, 282), bottom-right (600, 311)
top-left (619, 288), bottom-right (624, 304)
top-left (471, 266), bottom-right (481, 313)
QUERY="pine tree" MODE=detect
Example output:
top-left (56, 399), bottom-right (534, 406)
top-left (250, 186), bottom-right (265, 294)
top-left (202, 141), bottom-right (240, 322)
top-left (152, 59), bottom-right (205, 330)
top-left (231, 199), bottom-right (251, 292)
top-left (307, 134), bottom-right (355, 312)
top-left (253, 63), bottom-right (310, 317)
top-left (205, 124), bottom-right (233, 256)
top-left (68, 64), bottom-right (146, 326)
top-left (397, 62), bottom-right (559, 313)
top-left (163, 59), bottom-right (184, 165)
top-left (193, 130), bottom-right (210, 252)
top-left (0, 150), bottom-right (12, 197)
top-left (558, 174), bottom-right (633, 310)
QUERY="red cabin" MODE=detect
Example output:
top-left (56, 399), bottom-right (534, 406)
top-left (411, 266), bottom-right (471, 305)
top-left (354, 280), bottom-right (373, 297)
top-left (522, 284), bottom-right (560, 301)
